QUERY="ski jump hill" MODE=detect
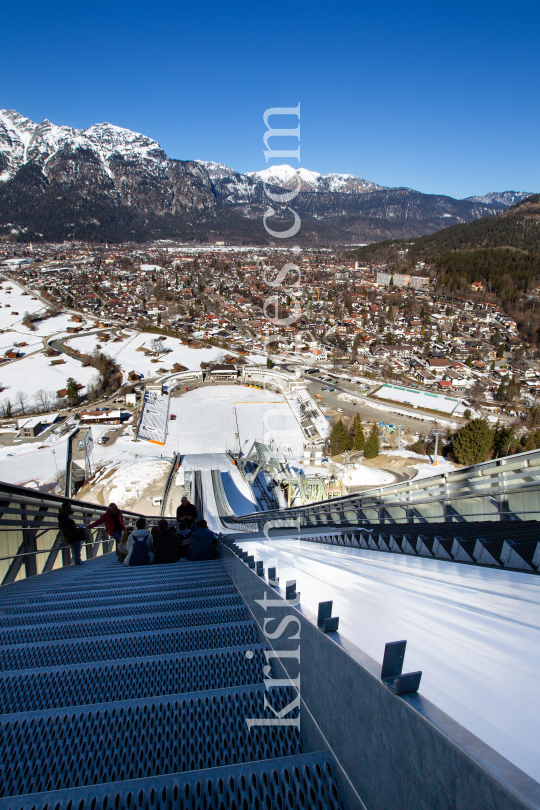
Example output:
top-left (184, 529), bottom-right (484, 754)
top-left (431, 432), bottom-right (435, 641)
top-left (1, 378), bottom-right (540, 809)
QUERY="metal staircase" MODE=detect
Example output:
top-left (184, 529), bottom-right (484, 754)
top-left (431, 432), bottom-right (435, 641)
top-left (0, 551), bottom-right (343, 810)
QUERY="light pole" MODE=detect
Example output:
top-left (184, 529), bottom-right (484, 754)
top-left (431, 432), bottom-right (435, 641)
top-left (432, 429), bottom-right (445, 466)
top-left (51, 448), bottom-right (59, 479)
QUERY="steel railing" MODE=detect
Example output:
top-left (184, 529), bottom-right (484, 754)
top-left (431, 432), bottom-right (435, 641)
top-left (222, 448), bottom-right (540, 530)
top-left (0, 481), bottom-right (159, 586)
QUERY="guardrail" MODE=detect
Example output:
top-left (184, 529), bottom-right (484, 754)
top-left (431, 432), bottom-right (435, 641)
top-left (160, 452), bottom-right (179, 516)
top-left (0, 482), bottom-right (153, 586)
top-left (300, 524), bottom-right (540, 573)
top-left (192, 470), bottom-right (204, 521)
top-left (223, 448), bottom-right (540, 530)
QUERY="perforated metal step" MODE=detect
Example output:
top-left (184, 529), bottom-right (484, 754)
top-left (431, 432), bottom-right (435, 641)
top-left (0, 583), bottom-right (237, 615)
top-left (0, 593), bottom-right (244, 627)
top-left (0, 561), bottom-right (232, 603)
top-left (0, 574), bottom-right (234, 604)
top-left (0, 551), bottom-right (344, 810)
top-left (0, 620), bottom-right (259, 672)
top-left (0, 685), bottom-right (301, 797)
top-left (0, 604), bottom-right (250, 646)
top-left (0, 574), bottom-right (235, 606)
top-left (0, 645), bottom-right (269, 714)
top-left (0, 751), bottom-right (342, 810)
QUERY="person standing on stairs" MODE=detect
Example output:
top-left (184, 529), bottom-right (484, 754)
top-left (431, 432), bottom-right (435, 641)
top-left (58, 501), bottom-right (86, 565)
top-left (176, 496), bottom-right (197, 526)
top-left (88, 503), bottom-right (125, 552)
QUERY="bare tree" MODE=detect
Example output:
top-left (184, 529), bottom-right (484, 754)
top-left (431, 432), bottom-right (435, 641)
top-left (16, 391), bottom-right (28, 415)
top-left (34, 389), bottom-right (50, 412)
top-left (468, 382), bottom-right (484, 411)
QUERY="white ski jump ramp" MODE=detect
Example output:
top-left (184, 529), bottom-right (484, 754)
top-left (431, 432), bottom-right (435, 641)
top-left (237, 535), bottom-right (540, 785)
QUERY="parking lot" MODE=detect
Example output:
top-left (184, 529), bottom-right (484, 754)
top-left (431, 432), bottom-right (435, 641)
top-left (303, 373), bottom-right (440, 436)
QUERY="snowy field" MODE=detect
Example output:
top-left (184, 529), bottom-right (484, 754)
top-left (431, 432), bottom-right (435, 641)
top-left (82, 456), bottom-right (171, 509)
top-left (0, 352), bottom-right (100, 410)
top-left (167, 386), bottom-right (304, 458)
top-left (65, 331), bottom-right (231, 380)
top-left (239, 538), bottom-right (540, 784)
top-left (19, 312), bottom-right (84, 337)
top-left (0, 282), bottom-right (44, 330)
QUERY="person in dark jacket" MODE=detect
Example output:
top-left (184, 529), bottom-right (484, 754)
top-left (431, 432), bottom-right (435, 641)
top-left (88, 503), bottom-right (125, 549)
top-left (153, 519), bottom-right (179, 565)
top-left (186, 520), bottom-right (218, 562)
top-left (176, 497), bottom-right (197, 525)
top-left (58, 501), bottom-right (85, 565)
top-left (177, 520), bottom-right (194, 559)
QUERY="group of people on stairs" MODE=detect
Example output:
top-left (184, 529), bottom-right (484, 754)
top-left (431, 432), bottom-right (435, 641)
top-left (58, 495), bottom-right (219, 566)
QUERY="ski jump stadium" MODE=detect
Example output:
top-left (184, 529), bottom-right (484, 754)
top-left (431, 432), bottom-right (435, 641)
top-left (1, 364), bottom-right (540, 810)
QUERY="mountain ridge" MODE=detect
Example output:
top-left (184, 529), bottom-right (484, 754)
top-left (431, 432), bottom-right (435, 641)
top-left (0, 110), bottom-right (536, 245)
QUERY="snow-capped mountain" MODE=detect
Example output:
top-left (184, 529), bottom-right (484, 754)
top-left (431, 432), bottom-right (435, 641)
top-left (196, 159), bottom-right (508, 228)
top-left (245, 165), bottom-right (386, 194)
top-left (0, 109), bottom-right (172, 182)
top-left (0, 109), bottom-right (215, 217)
top-left (0, 110), bottom-right (536, 244)
top-left (463, 191), bottom-right (535, 207)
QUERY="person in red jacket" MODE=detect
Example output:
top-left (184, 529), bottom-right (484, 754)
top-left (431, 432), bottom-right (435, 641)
top-left (89, 503), bottom-right (125, 551)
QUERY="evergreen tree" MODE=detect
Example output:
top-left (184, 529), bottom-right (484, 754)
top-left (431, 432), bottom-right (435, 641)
top-left (364, 425), bottom-right (380, 459)
top-left (66, 377), bottom-right (79, 406)
top-left (453, 419), bottom-right (493, 465)
top-left (329, 419), bottom-right (352, 456)
top-left (492, 422), bottom-right (516, 458)
top-left (350, 414), bottom-right (365, 450)
top-left (522, 433), bottom-right (536, 452)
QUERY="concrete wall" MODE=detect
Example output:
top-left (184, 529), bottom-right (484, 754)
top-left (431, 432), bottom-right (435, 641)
top-left (220, 543), bottom-right (540, 810)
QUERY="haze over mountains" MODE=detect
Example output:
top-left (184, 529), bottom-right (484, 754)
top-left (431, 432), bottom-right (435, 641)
top-left (0, 109), bottom-right (535, 245)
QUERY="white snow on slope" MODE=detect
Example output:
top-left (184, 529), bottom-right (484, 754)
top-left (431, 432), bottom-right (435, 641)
top-left (0, 352), bottom-right (99, 407)
top-left (0, 109), bottom-right (168, 183)
top-left (182, 452), bottom-right (257, 517)
top-left (240, 538), bottom-right (540, 784)
top-left (336, 463), bottom-right (395, 487)
top-left (0, 283), bottom-right (45, 330)
top-left (65, 332), bottom-right (229, 380)
top-left (246, 164), bottom-right (385, 194)
top-left (168, 387), bottom-right (303, 458)
top-left (92, 457), bottom-right (170, 509)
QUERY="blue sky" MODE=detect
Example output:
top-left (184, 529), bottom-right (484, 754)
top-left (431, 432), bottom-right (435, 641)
top-left (1, 0), bottom-right (539, 198)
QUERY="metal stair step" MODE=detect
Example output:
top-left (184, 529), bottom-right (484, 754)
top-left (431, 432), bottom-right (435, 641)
top-left (0, 685), bottom-right (301, 797)
top-left (0, 620), bottom-right (259, 672)
top-left (0, 583), bottom-right (238, 614)
top-left (0, 593), bottom-right (244, 627)
top-left (0, 604), bottom-right (250, 646)
top-left (0, 751), bottom-right (343, 810)
top-left (0, 645), bottom-right (269, 714)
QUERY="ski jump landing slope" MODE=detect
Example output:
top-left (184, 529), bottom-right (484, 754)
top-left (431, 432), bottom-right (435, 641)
top-left (237, 536), bottom-right (540, 786)
top-left (177, 453), bottom-right (257, 532)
